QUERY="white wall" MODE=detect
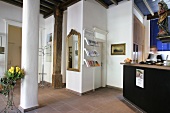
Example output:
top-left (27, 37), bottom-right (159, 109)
top-left (66, 0), bottom-right (107, 93)
top-left (66, 1), bottom-right (83, 93)
top-left (107, 1), bottom-right (133, 88)
top-left (0, 1), bottom-right (22, 33)
top-left (0, 1), bottom-right (22, 77)
top-left (0, 1), bottom-right (45, 79)
top-left (66, 0), bottom-right (134, 90)
top-left (82, 0), bottom-right (107, 92)
top-left (40, 15), bottom-right (54, 83)
top-left (83, 0), bottom-right (107, 30)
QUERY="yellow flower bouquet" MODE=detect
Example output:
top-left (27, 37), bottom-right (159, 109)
top-left (0, 66), bottom-right (25, 112)
top-left (0, 66), bottom-right (25, 96)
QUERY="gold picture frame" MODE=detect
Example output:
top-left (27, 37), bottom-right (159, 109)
top-left (111, 43), bottom-right (126, 55)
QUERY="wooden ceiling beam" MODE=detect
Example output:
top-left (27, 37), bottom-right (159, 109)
top-left (13, 0), bottom-right (56, 10)
top-left (40, 10), bottom-right (47, 15)
top-left (95, 0), bottom-right (108, 9)
top-left (40, 6), bottom-right (51, 12)
top-left (1, 0), bottom-right (22, 7)
top-left (44, 10), bottom-right (54, 18)
top-left (43, 0), bottom-right (59, 5)
top-left (3, 0), bottom-right (52, 12)
top-left (147, 12), bottom-right (158, 20)
top-left (60, 0), bottom-right (67, 2)
top-left (1, 0), bottom-right (84, 18)
top-left (1, 0), bottom-right (56, 18)
top-left (44, 0), bottom-right (82, 18)
top-left (110, 0), bottom-right (118, 5)
top-left (40, 1), bottom-right (54, 10)
top-left (147, 9), bottom-right (170, 20)
top-left (60, 0), bottom-right (81, 10)
top-left (13, 0), bottom-right (23, 3)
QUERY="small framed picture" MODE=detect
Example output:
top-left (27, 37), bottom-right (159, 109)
top-left (111, 43), bottom-right (126, 55)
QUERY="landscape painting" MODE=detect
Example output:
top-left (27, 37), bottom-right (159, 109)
top-left (111, 43), bottom-right (126, 55)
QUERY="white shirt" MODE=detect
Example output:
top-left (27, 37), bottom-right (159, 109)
top-left (147, 52), bottom-right (161, 62)
top-left (150, 54), bottom-right (158, 62)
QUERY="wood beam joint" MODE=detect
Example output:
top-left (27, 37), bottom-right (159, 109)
top-left (1, 0), bottom-right (22, 7)
top-left (60, 0), bottom-right (81, 10)
top-left (44, 10), bottom-right (54, 18)
top-left (95, 0), bottom-right (108, 9)
top-left (40, 1), bottom-right (55, 10)
top-left (43, 0), bottom-right (59, 5)
top-left (40, 6), bottom-right (51, 13)
top-left (147, 9), bottom-right (170, 20)
top-left (110, 0), bottom-right (118, 5)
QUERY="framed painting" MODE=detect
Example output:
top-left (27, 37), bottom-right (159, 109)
top-left (111, 43), bottom-right (126, 55)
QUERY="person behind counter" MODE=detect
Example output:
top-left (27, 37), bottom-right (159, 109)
top-left (147, 45), bottom-right (163, 63)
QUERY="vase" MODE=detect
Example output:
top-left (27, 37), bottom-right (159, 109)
top-left (0, 87), bottom-right (21, 113)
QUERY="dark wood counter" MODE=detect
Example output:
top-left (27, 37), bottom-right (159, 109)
top-left (121, 63), bottom-right (170, 70)
top-left (122, 64), bottom-right (170, 113)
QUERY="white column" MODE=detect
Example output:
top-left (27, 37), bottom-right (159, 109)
top-left (19, 0), bottom-right (40, 111)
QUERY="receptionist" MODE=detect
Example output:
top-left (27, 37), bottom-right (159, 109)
top-left (147, 45), bottom-right (163, 63)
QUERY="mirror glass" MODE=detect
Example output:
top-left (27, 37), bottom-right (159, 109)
top-left (67, 29), bottom-right (80, 72)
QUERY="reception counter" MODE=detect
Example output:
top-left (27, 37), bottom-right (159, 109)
top-left (122, 63), bottom-right (170, 113)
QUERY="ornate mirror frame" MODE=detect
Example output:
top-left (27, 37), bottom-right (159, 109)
top-left (67, 29), bottom-right (81, 72)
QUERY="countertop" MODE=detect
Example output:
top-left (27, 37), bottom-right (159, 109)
top-left (120, 63), bottom-right (170, 71)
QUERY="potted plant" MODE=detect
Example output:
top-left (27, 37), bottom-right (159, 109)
top-left (0, 66), bottom-right (25, 113)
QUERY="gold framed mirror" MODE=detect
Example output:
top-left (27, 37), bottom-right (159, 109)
top-left (67, 29), bottom-right (81, 72)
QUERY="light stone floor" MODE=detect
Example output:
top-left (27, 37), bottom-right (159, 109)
top-left (0, 86), bottom-right (142, 113)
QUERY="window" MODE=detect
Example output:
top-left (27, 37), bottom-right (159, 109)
top-left (150, 18), bottom-right (170, 51)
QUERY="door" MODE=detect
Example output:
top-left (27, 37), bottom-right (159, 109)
top-left (8, 25), bottom-right (22, 69)
top-left (94, 42), bottom-right (102, 89)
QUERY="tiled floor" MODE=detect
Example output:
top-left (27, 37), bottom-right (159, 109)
top-left (0, 86), bottom-right (142, 113)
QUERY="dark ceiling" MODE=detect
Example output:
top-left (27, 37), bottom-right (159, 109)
top-left (0, 0), bottom-right (81, 18)
top-left (1, 0), bottom-right (167, 20)
top-left (96, 0), bottom-right (123, 8)
top-left (0, 0), bottom-right (123, 18)
top-left (103, 0), bottom-right (123, 6)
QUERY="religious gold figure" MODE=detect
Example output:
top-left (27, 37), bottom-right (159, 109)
top-left (157, 1), bottom-right (169, 36)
